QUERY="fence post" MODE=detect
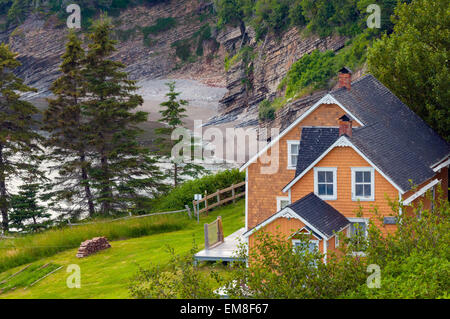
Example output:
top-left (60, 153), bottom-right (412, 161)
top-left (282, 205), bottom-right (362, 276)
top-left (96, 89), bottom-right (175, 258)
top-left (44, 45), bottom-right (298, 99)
top-left (232, 184), bottom-right (235, 203)
top-left (185, 205), bottom-right (191, 219)
top-left (192, 200), bottom-right (197, 218)
top-left (216, 191), bottom-right (220, 205)
top-left (204, 190), bottom-right (208, 215)
top-left (217, 216), bottom-right (224, 243)
top-left (204, 223), bottom-right (209, 250)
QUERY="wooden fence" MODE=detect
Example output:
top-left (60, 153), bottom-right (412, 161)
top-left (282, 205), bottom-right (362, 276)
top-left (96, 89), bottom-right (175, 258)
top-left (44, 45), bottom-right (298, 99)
top-left (192, 181), bottom-right (245, 216)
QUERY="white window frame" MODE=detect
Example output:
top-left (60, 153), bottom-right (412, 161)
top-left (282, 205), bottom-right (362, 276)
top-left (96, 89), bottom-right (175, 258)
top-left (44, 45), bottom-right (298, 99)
top-left (335, 234), bottom-right (339, 248)
top-left (287, 140), bottom-right (300, 170)
top-left (347, 218), bottom-right (369, 256)
top-left (292, 239), bottom-right (320, 253)
top-left (351, 167), bottom-right (375, 201)
top-left (276, 196), bottom-right (290, 211)
top-left (347, 218), bottom-right (369, 236)
top-left (314, 167), bottom-right (337, 200)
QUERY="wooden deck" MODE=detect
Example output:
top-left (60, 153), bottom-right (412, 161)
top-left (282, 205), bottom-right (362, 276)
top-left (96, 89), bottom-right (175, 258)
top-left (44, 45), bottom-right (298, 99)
top-left (194, 228), bottom-right (246, 262)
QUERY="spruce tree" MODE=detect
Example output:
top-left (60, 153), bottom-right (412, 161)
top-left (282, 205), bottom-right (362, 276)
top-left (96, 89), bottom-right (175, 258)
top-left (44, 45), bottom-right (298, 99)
top-left (0, 43), bottom-right (42, 232)
top-left (9, 182), bottom-right (51, 233)
top-left (156, 81), bottom-right (207, 187)
top-left (83, 16), bottom-right (166, 215)
top-left (44, 30), bottom-right (96, 218)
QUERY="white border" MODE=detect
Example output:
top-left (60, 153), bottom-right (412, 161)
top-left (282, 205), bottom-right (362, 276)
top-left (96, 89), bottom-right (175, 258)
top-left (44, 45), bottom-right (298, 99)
top-left (239, 94), bottom-right (364, 172)
top-left (351, 167), bottom-right (375, 201)
top-left (314, 167), bottom-right (338, 200)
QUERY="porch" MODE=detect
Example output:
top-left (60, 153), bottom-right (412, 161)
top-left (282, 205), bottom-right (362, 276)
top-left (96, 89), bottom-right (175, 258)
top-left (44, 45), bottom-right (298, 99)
top-left (194, 227), bottom-right (245, 263)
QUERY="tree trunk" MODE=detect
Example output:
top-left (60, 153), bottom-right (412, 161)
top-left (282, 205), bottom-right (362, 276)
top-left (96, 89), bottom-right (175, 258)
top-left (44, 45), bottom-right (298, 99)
top-left (79, 152), bottom-right (95, 217)
top-left (100, 154), bottom-right (112, 215)
top-left (0, 144), bottom-right (8, 232)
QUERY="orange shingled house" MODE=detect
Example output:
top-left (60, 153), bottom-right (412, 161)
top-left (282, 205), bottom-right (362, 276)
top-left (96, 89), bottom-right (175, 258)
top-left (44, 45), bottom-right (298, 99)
top-left (239, 68), bottom-right (450, 260)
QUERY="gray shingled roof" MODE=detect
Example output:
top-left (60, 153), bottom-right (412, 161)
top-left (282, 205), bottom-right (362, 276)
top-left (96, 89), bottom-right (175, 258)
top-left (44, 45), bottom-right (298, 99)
top-left (290, 75), bottom-right (450, 192)
top-left (332, 75), bottom-right (450, 172)
top-left (288, 193), bottom-right (350, 238)
top-left (295, 127), bottom-right (339, 177)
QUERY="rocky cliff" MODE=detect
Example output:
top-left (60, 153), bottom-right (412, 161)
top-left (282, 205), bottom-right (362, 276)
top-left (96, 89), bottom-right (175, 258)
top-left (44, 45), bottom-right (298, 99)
top-left (2, 0), bottom-right (225, 99)
top-left (2, 0), bottom-right (350, 132)
top-left (210, 25), bottom-right (347, 128)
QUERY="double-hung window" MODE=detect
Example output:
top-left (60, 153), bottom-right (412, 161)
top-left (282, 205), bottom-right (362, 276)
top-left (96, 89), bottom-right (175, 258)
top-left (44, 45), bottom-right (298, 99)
top-left (348, 218), bottom-right (368, 253)
top-left (314, 167), bottom-right (337, 200)
top-left (351, 168), bottom-right (375, 201)
top-left (287, 141), bottom-right (300, 169)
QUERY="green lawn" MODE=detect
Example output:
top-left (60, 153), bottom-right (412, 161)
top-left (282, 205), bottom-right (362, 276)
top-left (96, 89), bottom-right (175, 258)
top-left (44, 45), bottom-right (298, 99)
top-left (0, 200), bottom-right (244, 299)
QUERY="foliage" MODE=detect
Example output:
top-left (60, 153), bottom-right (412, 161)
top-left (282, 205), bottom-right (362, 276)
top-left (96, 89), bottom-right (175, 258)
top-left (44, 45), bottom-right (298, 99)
top-left (224, 231), bottom-right (366, 298)
top-left (153, 169), bottom-right (245, 212)
top-left (172, 39), bottom-right (193, 62)
top-left (9, 183), bottom-right (51, 233)
top-left (82, 16), bottom-right (166, 215)
top-left (141, 17), bottom-right (176, 37)
top-left (44, 30), bottom-right (96, 218)
top-left (130, 189), bottom-right (450, 299)
top-left (368, 0), bottom-right (450, 141)
top-left (0, 43), bottom-right (42, 232)
top-left (3, 0), bottom-right (171, 28)
top-left (279, 49), bottom-right (336, 99)
top-left (258, 99), bottom-right (275, 121)
top-left (155, 81), bottom-right (207, 187)
top-left (129, 244), bottom-right (219, 298)
top-left (214, 0), bottom-right (403, 39)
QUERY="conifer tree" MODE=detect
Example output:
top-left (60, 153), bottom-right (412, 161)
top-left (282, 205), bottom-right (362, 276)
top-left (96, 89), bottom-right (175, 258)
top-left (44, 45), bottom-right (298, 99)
top-left (156, 81), bottom-right (207, 187)
top-left (9, 182), bottom-right (51, 233)
top-left (44, 30), bottom-right (97, 218)
top-left (83, 16), bottom-right (166, 215)
top-left (0, 43), bottom-right (42, 232)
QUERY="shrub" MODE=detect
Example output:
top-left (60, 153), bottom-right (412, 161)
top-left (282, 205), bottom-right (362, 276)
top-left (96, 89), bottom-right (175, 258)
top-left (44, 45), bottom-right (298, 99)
top-left (258, 99), bottom-right (275, 121)
top-left (141, 17), bottom-right (176, 38)
top-left (153, 169), bottom-right (245, 212)
top-left (279, 49), bottom-right (336, 99)
top-left (130, 188), bottom-right (450, 299)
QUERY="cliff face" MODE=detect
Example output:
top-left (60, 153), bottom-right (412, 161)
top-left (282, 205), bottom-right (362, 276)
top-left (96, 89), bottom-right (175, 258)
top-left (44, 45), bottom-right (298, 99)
top-left (213, 25), bottom-right (346, 127)
top-left (3, 1), bottom-right (348, 131)
top-left (2, 0), bottom-right (225, 99)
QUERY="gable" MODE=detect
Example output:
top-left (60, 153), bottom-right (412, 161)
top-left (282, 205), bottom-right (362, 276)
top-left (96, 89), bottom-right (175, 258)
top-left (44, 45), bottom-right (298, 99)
top-left (283, 135), bottom-right (404, 194)
top-left (240, 94), bottom-right (364, 172)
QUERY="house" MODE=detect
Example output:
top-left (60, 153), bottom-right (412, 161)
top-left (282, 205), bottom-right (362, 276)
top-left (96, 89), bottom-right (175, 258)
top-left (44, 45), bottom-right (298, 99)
top-left (240, 69), bottom-right (450, 260)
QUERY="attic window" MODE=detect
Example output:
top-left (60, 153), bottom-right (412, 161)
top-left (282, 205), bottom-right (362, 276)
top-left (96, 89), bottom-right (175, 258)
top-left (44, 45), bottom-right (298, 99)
top-left (287, 141), bottom-right (300, 169)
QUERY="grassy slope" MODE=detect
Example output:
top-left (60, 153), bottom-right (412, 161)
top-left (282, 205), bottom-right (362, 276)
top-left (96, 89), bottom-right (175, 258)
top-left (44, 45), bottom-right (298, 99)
top-left (0, 200), bottom-right (244, 299)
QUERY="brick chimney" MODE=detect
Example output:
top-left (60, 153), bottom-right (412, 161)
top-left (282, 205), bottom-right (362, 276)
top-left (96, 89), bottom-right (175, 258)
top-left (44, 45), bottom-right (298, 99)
top-left (338, 67), bottom-right (352, 90)
top-left (338, 115), bottom-right (352, 137)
